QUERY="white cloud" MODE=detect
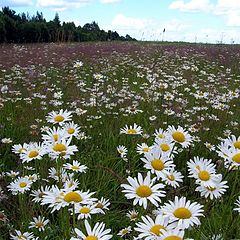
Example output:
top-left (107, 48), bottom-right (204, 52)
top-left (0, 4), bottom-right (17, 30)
top-left (226, 14), bottom-right (240, 27)
top-left (169, 0), bottom-right (213, 13)
top-left (100, 0), bottom-right (121, 3)
top-left (1, 0), bottom-right (33, 7)
top-left (36, 0), bottom-right (90, 11)
top-left (104, 14), bottom-right (189, 41)
top-left (111, 14), bottom-right (151, 30)
top-left (214, 0), bottom-right (240, 15)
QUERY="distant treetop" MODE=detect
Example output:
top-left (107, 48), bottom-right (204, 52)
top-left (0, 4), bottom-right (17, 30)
top-left (0, 6), bottom-right (136, 43)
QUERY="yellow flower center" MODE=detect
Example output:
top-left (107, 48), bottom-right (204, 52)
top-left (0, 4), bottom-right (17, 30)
top-left (164, 236), bottom-right (182, 240)
top-left (232, 153), bottom-right (240, 163)
top-left (121, 229), bottom-right (129, 235)
top-left (150, 224), bottom-right (165, 236)
top-left (127, 129), bottom-right (137, 134)
top-left (53, 143), bottom-right (67, 152)
top-left (174, 207), bottom-right (192, 219)
top-left (68, 128), bottom-right (75, 134)
top-left (18, 148), bottom-right (27, 153)
top-left (206, 186), bottom-right (216, 191)
top-left (54, 115), bottom-right (65, 122)
top-left (151, 159), bottom-right (165, 171)
top-left (136, 185), bottom-right (152, 197)
top-left (143, 147), bottom-right (150, 152)
top-left (18, 235), bottom-right (27, 240)
top-left (28, 150), bottom-right (39, 158)
top-left (95, 202), bottom-right (103, 209)
top-left (172, 132), bottom-right (185, 143)
top-left (198, 170), bottom-right (210, 181)
top-left (160, 143), bottom-right (170, 152)
top-left (53, 134), bottom-right (59, 141)
top-left (64, 192), bottom-right (82, 203)
top-left (80, 207), bottom-right (90, 214)
top-left (19, 182), bottom-right (27, 188)
top-left (85, 236), bottom-right (98, 240)
top-left (71, 166), bottom-right (80, 170)
top-left (35, 222), bottom-right (44, 228)
top-left (158, 134), bottom-right (165, 139)
top-left (234, 141), bottom-right (240, 149)
top-left (167, 174), bottom-right (175, 181)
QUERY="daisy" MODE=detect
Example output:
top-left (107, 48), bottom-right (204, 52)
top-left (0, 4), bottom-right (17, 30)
top-left (45, 137), bottom-right (78, 159)
top-left (117, 226), bottom-right (132, 237)
top-left (8, 177), bottom-right (32, 195)
top-left (42, 126), bottom-right (65, 143)
top-left (154, 128), bottom-right (168, 140)
top-left (153, 139), bottom-right (176, 158)
top-left (121, 172), bottom-right (166, 209)
top-left (226, 135), bottom-right (240, 149)
top-left (120, 123), bottom-right (143, 135)
top-left (12, 143), bottom-right (28, 154)
top-left (161, 196), bottom-right (204, 229)
top-left (162, 169), bottom-right (184, 188)
top-left (167, 126), bottom-right (192, 148)
top-left (46, 109), bottom-right (72, 126)
top-left (187, 156), bottom-right (216, 177)
top-left (63, 160), bottom-right (88, 173)
top-left (195, 176), bottom-right (228, 200)
top-left (141, 148), bottom-right (174, 180)
top-left (95, 197), bottom-right (110, 211)
top-left (159, 229), bottom-right (185, 240)
top-left (117, 145), bottom-right (128, 158)
top-left (134, 214), bottom-right (170, 239)
top-left (233, 196), bottom-right (240, 213)
top-left (10, 230), bottom-right (35, 240)
top-left (63, 121), bottom-right (81, 138)
top-left (29, 216), bottom-right (49, 232)
top-left (136, 143), bottom-right (153, 154)
top-left (192, 166), bottom-right (220, 188)
top-left (74, 204), bottom-right (104, 220)
top-left (223, 148), bottom-right (240, 166)
top-left (41, 186), bottom-right (96, 212)
top-left (30, 186), bottom-right (51, 203)
top-left (126, 209), bottom-right (138, 221)
top-left (20, 142), bottom-right (46, 163)
top-left (71, 220), bottom-right (112, 240)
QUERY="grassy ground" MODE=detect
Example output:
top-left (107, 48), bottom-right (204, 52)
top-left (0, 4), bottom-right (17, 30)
top-left (0, 42), bottom-right (240, 239)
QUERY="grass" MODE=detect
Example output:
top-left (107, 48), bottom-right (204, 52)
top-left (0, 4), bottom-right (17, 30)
top-left (0, 42), bottom-right (240, 239)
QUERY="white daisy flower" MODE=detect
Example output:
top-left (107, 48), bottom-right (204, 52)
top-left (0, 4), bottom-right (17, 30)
top-left (162, 169), bottom-right (184, 188)
top-left (136, 143), bottom-right (153, 154)
top-left (45, 136), bottom-right (78, 159)
top-left (8, 177), bottom-right (33, 195)
top-left (42, 126), bottom-right (65, 143)
top-left (10, 230), bottom-right (35, 240)
top-left (20, 142), bottom-right (46, 163)
top-left (46, 109), bottom-right (72, 126)
top-left (63, 121), bottom-right (81, 138)
top-left (12, 143), bottom-right (28, 154)
top-left (161, 196), bottom-right (204, 229)
top-left (63, 160), bottom-right (88, 173)
top-left (134, 214), bottom-right (170, 239)
top-left (117, 145), bottom-right (128, 158)
top-left (70, 220), bottom-right (112, 240)
top-left (234, 196), bottom-right (240, 213)
top-left (29, 216), bottom-right (49, 232)
top-left (159, 229), bottom-right (185, 240)
top-left (120, 123), bottom-right (143, 135)
top-left (117, 226), bottom-right (132, 237)
top-left (121, 172), bottom-right (166, 209)
top-left (141, 149), bottom-right (174, 180)
top-left (74, 204), bottom-right (104, 220)
top-left (195, 176), bottom-right (228, 200)
top-left (167, 126), bottom-right (192, 148)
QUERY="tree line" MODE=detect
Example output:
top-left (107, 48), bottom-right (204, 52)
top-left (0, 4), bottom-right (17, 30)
top-left (0, 7), bottom-right (136, 43)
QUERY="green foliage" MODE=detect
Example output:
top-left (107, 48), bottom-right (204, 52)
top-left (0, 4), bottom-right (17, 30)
top-left (0, 7), bottom-right (136, 43)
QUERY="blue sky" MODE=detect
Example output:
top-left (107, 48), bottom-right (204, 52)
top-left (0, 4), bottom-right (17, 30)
top-left (1, 0), bottom-right (240, 43)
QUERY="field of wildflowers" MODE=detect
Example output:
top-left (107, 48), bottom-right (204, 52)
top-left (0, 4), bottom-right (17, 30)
top-left (0, 42), bottom-right (240, 240)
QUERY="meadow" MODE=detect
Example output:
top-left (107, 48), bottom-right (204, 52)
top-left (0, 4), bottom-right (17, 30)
top-left (0, 42), bottom-right (240, 240)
